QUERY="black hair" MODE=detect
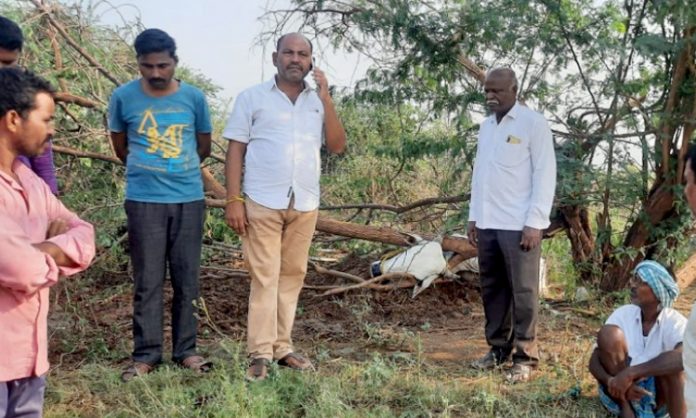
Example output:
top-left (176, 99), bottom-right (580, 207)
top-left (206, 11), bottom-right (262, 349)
top-left (0, 16), bottom-right (23, 51)
top-left (134, 28), bottom-right (177, 60)
top-left (0, 67), bottom-right (54, 119)
top-left (686, 144), bottom-right (696, 178)
top-left (276, 33), bottom-right (313, 53)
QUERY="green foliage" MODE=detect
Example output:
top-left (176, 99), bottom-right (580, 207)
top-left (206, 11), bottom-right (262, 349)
top-left (263, 0), bottom-right (696, 287)
top-left (320, 99), bottom-right (473, 232)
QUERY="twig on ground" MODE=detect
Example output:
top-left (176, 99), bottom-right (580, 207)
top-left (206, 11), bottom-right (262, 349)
top-left (309, 261), bottom-right (365, 283)
top-left (317, 272), bottom-right (415, 297)
top-left (201, 265), bottom-right (249, 278)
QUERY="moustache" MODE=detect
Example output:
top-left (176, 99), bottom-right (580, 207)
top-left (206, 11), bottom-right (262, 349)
top-left (148, 78), bottom-right (167, 84)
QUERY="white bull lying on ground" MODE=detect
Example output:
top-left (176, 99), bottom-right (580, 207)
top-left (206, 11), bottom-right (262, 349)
top-left (371, 235), bottom-right (548, 298)
top-left (370, 235), bottom-right (454, 298)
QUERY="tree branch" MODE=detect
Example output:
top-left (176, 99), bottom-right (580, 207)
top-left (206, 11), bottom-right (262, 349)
top-left (319, 194), bottom-right (469, 213)
top-left (52, 144), bottom-right (121, 164)
top-left (29, 0), bottom-right (122, 87)
top-left (54, 92), bottom-right (101, 108)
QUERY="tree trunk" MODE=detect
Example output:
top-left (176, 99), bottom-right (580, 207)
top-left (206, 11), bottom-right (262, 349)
top-left (559, 205), bottom-right (596, 281)
top-left (202, 172), bottom-right (477, 258)
top-left (600, 180), bottom-right (676, 290)
top-left (315, 217), bottom-right (477, 257)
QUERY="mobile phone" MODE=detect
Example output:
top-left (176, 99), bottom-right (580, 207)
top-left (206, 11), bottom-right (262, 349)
top-left (311, 57), bottom-right (319, 92)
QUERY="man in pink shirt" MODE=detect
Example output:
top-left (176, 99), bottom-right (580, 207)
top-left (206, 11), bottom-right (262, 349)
top-left (0, 68), bottom-right (95, 417)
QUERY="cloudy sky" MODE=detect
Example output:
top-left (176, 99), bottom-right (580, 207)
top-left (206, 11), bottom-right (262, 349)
top-left (89, 0), bottom-right (369, 103)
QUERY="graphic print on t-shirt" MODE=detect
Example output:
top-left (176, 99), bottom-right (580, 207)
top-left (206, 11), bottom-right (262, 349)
top-left (138, 108), bottom-right (188, 160)
top-left (130, 107), bottom-right (195, 175)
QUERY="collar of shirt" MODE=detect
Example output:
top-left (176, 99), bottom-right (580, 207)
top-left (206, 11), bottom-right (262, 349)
top-left (633, 307), bottom-right (664, 327)
top-left (612, 305), bottom-right (686, 367)
top-left (0, 159), bottom-right (25, 190)
top-left (267, 76), bottom-right (315, 95)
top-left (486, 101), bottom-right (520, 125)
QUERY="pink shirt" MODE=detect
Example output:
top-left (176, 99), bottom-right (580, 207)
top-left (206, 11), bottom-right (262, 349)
top-left (0, 161), bottom-right (95, 382)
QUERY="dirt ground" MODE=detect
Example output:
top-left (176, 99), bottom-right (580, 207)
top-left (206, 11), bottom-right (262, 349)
top-left (47, 249), bottom-right (696, 377)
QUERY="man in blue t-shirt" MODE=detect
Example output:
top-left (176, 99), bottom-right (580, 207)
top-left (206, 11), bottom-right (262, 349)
top-left (108, 28), bottom-right (212, 381)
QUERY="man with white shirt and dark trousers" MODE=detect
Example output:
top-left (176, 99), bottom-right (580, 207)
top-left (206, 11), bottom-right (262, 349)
top-left (467, 68), bottom-right (556, 383)
top-left (223, 33), bottom-right (346, 382)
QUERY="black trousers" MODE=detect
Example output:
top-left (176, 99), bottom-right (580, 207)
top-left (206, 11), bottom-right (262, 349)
top-left (477, 228), bottom-right (541, 366)
top-left (125, 199), bottom-right (205, 365)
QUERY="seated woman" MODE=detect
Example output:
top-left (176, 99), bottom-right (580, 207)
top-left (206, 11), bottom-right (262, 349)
top-left (589, 260), bottom-right (686, 418)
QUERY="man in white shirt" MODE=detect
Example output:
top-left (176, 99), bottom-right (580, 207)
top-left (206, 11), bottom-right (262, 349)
top-left (223, 33), bottom-right (346, 382)
top-left (467, 68), bottom-right (556, 382)
top-left (682, 145), bottom-right (696, 418)
top-left (589, 261), bottom-right (685, 418)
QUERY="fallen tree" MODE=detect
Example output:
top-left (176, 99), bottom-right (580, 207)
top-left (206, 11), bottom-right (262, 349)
top-left (202, 171), bottom-right (476, 257)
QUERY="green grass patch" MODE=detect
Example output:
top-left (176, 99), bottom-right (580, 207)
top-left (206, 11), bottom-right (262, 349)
top-left (44, 340), bottom-right (607, 418)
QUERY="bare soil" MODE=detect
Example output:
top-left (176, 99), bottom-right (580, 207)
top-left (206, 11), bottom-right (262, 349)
top-left (47, 251), bottom-right (696, 376)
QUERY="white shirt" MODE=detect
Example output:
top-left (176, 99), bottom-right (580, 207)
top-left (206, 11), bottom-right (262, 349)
top-left (468, 102), bottom-right (556, 230)
top-left (223, 78), bottom-right (325, 211)
top-left (605, 305), bottom-right (686, 366)
top-left (684, 304), bottom-right (696, 417)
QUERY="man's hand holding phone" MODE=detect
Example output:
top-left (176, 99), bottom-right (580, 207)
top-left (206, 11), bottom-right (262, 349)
top-left (311, 61), bottom-right (330, 101)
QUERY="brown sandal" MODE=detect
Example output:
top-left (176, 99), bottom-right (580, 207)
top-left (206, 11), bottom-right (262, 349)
top-left (179, 355), bottom-right (213, 373)
top-left (277, 353), bottom-right (314, 371)
top-left (246, 358), bottom-right (270, 382)
top-left (121, 361), bottom-right (154, 382)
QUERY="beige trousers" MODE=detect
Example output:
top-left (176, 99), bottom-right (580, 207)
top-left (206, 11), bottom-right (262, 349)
top-left (243, 198), bottom-right (318, 360)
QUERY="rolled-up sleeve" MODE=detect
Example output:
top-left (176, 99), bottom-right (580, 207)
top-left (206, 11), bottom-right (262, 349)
top-left (44, 188), bottom-right (96, 275)
top-left (0, 227), bottom-right (61, 294)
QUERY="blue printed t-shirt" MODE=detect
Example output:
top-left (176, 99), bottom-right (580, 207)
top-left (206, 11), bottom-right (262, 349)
top-left (108, 80), bottom-right (212, 203)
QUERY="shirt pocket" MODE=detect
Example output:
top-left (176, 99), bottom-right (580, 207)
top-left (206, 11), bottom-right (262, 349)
top-left (300, 109), bottom-right (324, 144)
top-left (494, 135), bottom-right (530, 167)
top-left (251, 107), bottom-right (292, 138)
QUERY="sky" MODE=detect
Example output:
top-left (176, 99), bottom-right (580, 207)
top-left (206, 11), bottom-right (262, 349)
top-left (87, 0), bottom-right (369, 103)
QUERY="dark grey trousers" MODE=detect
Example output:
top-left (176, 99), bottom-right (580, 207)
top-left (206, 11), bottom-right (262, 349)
top-left (0, 375), bottom-right (46, 418)
top-left (477, 228), bottom-right (541, 366)
top-left (125, 199), bottom-right (205, 365)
